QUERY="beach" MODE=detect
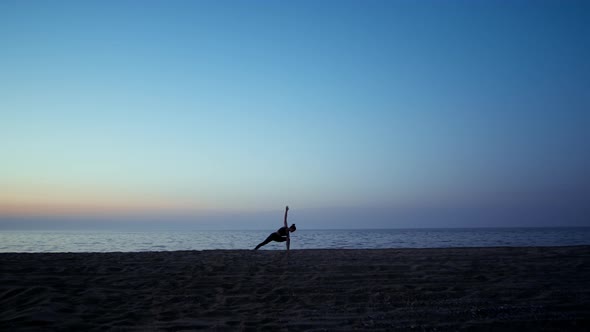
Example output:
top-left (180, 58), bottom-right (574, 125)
top-left (1, 246), bottom-right (589, 331)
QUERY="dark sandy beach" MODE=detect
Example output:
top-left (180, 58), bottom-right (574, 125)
top-left (1, 246), bottom-right (589, 331)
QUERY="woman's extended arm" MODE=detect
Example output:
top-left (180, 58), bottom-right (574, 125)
top-left (284, 205), bottom-right (289, 228)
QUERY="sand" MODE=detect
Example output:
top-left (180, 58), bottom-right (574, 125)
top-left (1, 246), bottom-right (589, 331)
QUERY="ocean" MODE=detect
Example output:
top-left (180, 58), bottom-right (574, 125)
top-left (1, 227), bottom-right (589, 253)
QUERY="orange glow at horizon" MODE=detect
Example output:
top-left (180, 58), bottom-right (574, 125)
top-left (0, 181), bottom-right (286, 217)
top-left (0, 184), bottom-right (211, 216)
top-left (0, 200), bottom-right (207, 217)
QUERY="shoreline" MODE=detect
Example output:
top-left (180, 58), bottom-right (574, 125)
top-left (0, 244), bottom-right (589, 254)
top-left (2, 246), bottom-right (590, 330)
top-left (2, 244), bottom-right (590, 254)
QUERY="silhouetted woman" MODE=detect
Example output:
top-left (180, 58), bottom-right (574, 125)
top-left (254, 206), bottom-right (296, 250)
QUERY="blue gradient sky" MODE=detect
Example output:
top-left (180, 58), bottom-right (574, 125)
top-left (1, 0), bottom-right (589, 229)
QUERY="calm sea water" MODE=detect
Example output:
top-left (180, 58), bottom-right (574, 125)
top-left (1, 228), bottom-right (589, 253)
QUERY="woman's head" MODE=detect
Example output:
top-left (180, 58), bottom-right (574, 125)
top-left (289, 224), bottom-right (296, 232)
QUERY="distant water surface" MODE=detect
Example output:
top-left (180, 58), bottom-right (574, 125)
top-left (1, 228), bottom-right (589, 253)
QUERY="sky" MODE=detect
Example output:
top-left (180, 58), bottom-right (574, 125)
top-left (1, 0), bottom-right (589, 230)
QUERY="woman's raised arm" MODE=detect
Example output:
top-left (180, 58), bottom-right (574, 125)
top-left (283, 205), bottom-right (289, 228)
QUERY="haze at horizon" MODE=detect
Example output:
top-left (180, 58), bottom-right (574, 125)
top-left (1, 0), bottom-right (589, 230)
